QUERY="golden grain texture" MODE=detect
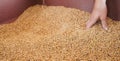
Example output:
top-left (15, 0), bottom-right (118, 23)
top-left (0, 5), bottom-right (120, 61)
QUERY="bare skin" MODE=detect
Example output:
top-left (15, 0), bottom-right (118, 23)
top-left (86, 0), bottom-right (108, 30)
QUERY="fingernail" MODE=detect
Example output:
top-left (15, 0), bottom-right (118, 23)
top-left (105, 27), bottom-right (108, 30)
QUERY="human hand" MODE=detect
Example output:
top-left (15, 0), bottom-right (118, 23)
top-left (86, 0), bottom-right (108, 30)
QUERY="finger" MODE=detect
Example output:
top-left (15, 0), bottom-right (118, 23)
top-left (101, 19), bottom-right (108, 30)
top-left (86, 15), bottom-right (99, 29)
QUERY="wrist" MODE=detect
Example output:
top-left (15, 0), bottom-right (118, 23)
top-left (95, 0), bottom-right (107, 4)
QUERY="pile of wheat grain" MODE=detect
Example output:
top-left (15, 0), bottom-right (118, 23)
top-left (0, 5), bottom-right (120, 61)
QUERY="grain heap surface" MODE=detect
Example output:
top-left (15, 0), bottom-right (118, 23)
top-left (0, 5), bottom-right (120, 61)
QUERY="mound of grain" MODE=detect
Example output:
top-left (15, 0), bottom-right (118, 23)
top-left (0, 5), bottom-right (120, 61)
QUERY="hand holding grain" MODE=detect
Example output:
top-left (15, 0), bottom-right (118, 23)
top-left (86, 0), bottom-right (108, 30)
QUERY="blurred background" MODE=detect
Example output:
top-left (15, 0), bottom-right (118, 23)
top-left (0, 0), bottom-right (42, 24)
top-left (0, 0), bottom-right (119, 24)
